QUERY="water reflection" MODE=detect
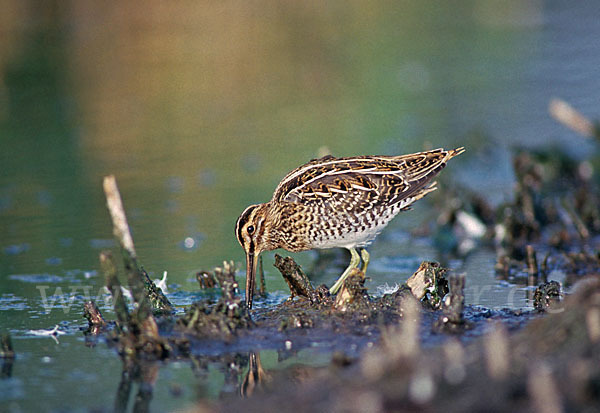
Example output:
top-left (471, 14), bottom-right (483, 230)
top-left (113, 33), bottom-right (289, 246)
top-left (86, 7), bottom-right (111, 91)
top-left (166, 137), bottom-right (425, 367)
top-left (1, 333), bottom-right (16, 379)
top-left (1, 357), bottom-right (14, 379)
top-left (110, 351), bottom-right (270, 412)
top-left (240, 352), bottom-right (270, 398)
top-left (114, 361), bottom-right (158, 413)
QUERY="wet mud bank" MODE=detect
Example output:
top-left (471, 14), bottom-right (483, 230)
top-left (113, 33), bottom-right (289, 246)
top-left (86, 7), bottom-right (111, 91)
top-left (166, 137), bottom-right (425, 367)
top-left (211, 127), bottom-right (600, 411)
top-left (76, 125), bottom-right (600, 411)
top-left (214, 274), bottom-right (600, 412)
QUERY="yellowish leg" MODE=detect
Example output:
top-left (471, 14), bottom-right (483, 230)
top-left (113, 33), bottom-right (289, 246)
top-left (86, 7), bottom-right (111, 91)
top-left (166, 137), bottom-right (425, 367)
top-left (360, 248), bottom-right (370, 273)
top-left (330, 248), bottom-right (361, 294)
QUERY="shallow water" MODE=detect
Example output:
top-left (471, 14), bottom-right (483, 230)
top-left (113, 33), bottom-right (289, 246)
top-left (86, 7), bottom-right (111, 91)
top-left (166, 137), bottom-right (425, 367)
top-left (2, 1), bottom-right (600, 411)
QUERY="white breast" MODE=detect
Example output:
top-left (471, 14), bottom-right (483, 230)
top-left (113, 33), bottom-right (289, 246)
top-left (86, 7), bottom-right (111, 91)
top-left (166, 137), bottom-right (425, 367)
top-left (309, 199), bottom-right (411, 250)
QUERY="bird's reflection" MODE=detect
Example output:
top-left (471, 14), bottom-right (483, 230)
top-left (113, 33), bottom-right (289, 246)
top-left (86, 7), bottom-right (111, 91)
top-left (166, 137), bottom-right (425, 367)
top-left (240, 351), bottom-right (270, 397)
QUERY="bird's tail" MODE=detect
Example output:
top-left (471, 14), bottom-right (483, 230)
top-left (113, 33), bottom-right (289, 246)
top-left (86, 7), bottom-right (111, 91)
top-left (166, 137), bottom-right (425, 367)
top-left (445, 147), bottom-right (465, 161)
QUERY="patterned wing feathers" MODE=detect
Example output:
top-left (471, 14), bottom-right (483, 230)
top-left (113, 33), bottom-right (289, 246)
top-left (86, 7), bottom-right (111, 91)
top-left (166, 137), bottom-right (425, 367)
top-left (272, 148), bottom-right (464, 208)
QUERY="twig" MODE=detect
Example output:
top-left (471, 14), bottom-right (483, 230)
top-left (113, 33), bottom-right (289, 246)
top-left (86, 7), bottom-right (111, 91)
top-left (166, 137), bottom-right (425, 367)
top-left (528, 362), bottom-right (562, 413)
top-left (102, 175), bottom-right (173, 315)
top-left (83, 300), bottom-right (107, 331)
top-left (561, 198), bottom-right (590, 240)
top-left (549, 98), bottom-right (599, 138)
top-left (541, 252), bottom-right (550, 284)
top-left (103, 175), bottom-right (136, 258)
top-left (100, 251), bottom-right (130, 329)
top-left (526, 245), bottom-right (539, 286)
top-left (273, 254), bottom-right (318, 303)
top-left (443, 275), bottom-right (465, 321)
top-left (484, 323), bottom-right (509, 380)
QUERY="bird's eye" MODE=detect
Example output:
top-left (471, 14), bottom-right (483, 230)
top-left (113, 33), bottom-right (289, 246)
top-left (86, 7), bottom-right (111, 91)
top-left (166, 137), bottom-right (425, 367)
top-left (247, 225), bottom-right (255, 234)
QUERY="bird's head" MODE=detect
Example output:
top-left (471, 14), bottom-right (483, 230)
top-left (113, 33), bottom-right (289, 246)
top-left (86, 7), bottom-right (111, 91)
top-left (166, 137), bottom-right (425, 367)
top-left (235, 203), bottom-right (272, 309)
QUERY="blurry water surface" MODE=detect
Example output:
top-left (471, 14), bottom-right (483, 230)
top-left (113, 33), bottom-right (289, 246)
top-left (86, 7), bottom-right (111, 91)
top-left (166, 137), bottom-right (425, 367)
top-left (1, 1), bottom-right (600, 411)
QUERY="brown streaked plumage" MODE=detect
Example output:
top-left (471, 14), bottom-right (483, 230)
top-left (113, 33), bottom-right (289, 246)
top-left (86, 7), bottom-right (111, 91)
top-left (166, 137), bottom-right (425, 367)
top-left (236, 147), bottom-right (465, 308)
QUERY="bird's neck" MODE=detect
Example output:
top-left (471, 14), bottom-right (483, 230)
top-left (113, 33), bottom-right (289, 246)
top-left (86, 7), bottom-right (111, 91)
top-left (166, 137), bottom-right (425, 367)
top-left (263, 202), bottom-right (308, 252)
top-left (255, 202), bottom-right (283, 252)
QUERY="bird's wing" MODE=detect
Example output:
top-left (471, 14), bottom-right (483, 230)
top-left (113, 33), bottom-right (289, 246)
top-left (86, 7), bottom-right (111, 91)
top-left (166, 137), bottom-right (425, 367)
top-left (273, 155), bottom-right (397, 204)
top-left (272, 149), bottom-right (462, 209)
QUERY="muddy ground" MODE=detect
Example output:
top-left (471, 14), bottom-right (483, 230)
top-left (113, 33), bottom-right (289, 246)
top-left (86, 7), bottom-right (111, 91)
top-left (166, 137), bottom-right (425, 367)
top-left (62, 138), bottom-right (600, 412)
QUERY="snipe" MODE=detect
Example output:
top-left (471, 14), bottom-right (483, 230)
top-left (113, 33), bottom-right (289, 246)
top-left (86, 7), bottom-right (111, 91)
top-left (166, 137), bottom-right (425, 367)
top-left (236, 147), bottom-right (465, 308)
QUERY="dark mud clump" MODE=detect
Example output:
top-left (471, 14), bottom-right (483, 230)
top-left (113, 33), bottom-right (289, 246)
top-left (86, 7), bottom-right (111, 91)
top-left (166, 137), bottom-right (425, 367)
top-left (434, 274), bottom-right (470, 333)
top-left (533, 281), bottom-right (562, 312)
top-left (273, 254), bottom-right (330, 306)
top-left (249, 259), bottom-right (453, 344)
top-left (177, 261), bottom-right (253, 340)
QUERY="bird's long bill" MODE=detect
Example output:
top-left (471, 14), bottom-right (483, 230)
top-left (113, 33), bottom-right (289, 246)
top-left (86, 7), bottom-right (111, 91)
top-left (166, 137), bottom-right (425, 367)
top-left (245, 252), bottom-right (258, 309)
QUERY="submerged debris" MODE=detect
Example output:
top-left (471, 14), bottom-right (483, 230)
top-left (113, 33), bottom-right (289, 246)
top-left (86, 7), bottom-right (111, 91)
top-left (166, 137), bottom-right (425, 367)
top-left (533, 281), bottom-right (562, 312)
top-left (254, 256), bottom-right (457, 344)
top-left (196, 271), bottom-right (218, 289)
top-left (176, 299), bottom-right (252, 340)
top-left (406, 261), bottom-right (449, 310)
top-left (103, 175), bottom-right (173, 315)
top-left (430, 145), bottom-right (600, 294)
top-left (273, 254), bottom-right (324, 304)
top-left (83, 300), bottom-right (107, 335)
top-left (94, 176), bottom-right (176, 361)
top-left (434, 274), bottom-right (470, 333)
top-left (177, 261), bottom-right (252, 340)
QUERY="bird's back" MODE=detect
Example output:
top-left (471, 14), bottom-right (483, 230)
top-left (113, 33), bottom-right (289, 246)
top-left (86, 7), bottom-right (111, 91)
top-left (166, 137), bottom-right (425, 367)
top-left (269, 147), bottom-right (464, 250)
top-left (272, 148), bottom-right (463, 204)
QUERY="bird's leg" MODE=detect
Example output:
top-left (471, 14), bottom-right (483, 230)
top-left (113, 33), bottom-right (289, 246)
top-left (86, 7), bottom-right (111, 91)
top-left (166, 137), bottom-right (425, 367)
top-left (360, 248), bottom-right (370, 273)
top-left (329, 248), bottom-right (361, 294)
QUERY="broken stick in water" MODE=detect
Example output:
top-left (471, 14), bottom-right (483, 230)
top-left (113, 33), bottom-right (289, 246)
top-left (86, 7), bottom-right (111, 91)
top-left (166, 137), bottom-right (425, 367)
top-left (100, 250), bottom-right (131, 329)
top-left (273, 254), bottom-right (320, 304)
top-left (102, 175), bottom-right (173, 315)
top-left (549, 97), bottom-right (600, 139)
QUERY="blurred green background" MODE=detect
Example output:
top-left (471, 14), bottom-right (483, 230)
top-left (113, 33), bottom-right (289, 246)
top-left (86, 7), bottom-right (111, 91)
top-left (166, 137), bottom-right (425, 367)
top-left (2, 1), bottom-right (598, 283)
